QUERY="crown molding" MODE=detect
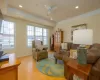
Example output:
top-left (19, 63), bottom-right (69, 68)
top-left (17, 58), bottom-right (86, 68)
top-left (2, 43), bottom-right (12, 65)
top-left (4, 15), bottom-right (54, 28)
top-left (58, 8), bottom-right (100, 24)
top-left (8, 5), bottom-right (56, 23)
top-left (5, 6), bottom-right (56, 27)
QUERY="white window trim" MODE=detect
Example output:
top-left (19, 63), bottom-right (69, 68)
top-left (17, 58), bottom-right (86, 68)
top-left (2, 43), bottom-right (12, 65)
top-left (27, 25), bottom-right (48, 47)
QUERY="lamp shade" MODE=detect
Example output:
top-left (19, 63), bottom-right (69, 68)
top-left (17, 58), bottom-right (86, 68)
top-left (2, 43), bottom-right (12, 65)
top-left (73, 29), bottom-right (93, 45)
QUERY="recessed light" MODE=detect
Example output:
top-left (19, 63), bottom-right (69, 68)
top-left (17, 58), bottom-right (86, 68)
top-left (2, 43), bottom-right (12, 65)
top-left (50, 17), bottom-right (53, 20)
top-left (19, 5), bottom-right (23, 8)
top-left (75, 6), bottom-right (79, 9)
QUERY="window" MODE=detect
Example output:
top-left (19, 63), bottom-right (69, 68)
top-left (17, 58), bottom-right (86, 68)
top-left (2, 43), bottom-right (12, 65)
top-left (0, 20), bottom-right (15, 49)
top-left (27, 25), bottom-right (34, 47)
top-left (35, 27), bottom-right (42, 41)
top-left (27, 25), bottom-right (48, 47)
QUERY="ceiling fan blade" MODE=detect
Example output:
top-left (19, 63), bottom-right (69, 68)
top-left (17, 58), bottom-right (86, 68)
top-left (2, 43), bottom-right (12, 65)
top-left (44, 5), bottom-right (57, 15)
top-left (44, 5), bottom-right (49, 9)
top-left (51, 6), bottom-right (57, 11)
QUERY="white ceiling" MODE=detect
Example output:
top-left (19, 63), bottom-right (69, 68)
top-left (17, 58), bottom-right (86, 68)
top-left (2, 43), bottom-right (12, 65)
top-left (8, 0), bottom-right (100, 22)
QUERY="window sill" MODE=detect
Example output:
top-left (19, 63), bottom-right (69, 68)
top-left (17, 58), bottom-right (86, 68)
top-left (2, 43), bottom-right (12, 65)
top-left (27, 46), bottom-right (32, 48)
top-left (2, 48), bottom-right (14, 50)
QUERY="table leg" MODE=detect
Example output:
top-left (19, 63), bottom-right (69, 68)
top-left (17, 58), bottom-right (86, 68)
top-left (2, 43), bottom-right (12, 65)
top-left (84, 76), bottom-right (88, 80)
top-left (67, 66), bottom-right (73, 80)
top-left (67, 72), bottom-right (73, 80)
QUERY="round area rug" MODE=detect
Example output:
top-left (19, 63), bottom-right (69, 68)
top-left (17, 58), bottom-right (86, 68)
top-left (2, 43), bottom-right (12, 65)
top-left (36, 59), bottom-right (64, 77)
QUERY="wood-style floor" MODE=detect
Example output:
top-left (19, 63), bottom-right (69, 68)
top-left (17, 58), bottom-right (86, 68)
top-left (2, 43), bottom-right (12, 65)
top-left (18, 56), bottom-right (66, 80)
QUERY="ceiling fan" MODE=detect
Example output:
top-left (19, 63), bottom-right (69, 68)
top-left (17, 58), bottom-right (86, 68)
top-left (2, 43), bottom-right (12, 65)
top-left (44, 5), bottom-right (57, 15)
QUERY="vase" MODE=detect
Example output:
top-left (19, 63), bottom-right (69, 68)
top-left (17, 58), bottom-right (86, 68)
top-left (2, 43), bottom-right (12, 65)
top-left (77, 47), bottom-right (87, 65)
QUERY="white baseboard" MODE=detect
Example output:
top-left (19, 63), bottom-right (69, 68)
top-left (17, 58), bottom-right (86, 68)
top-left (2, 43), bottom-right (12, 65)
top-left (17, 54), bottom-right (32, 58)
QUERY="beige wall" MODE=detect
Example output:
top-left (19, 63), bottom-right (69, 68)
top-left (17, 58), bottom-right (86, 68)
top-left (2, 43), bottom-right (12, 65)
top-left (3, 16), bottom-right (53, 57)
top-left (55, 13), bottom-right (100, 43)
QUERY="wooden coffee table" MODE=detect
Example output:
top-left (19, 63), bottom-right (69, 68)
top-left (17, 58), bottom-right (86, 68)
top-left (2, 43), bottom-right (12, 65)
top-left (65, 59), bottom-right (92, 80)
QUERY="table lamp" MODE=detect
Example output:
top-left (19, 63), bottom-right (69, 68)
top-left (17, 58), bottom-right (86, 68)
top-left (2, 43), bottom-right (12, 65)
top-left (73, 29), bottom-right (93, 65)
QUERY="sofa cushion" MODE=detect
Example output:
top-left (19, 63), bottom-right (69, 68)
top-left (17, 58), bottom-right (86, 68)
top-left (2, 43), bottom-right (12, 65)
top-left (92, 44), bottom-right (100, 52)
top-left (91, 66), bottom-right (100, 77)
top-left (91, 58), bottom-right (100, 77)
top-left (94, 58), bottom-right (100, 71)
top-left (87, 50), bottom-right (100, 64)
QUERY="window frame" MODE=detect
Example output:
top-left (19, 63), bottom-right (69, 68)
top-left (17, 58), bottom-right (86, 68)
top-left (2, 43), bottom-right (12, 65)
top-left (27, 25), bottom-right (48, 47)
top-left (42, 28), bottom-right (48, 45)
top-left (27, 25), bottom-right (35, 47)
top-left (0, 20), bottom-right (15, 50)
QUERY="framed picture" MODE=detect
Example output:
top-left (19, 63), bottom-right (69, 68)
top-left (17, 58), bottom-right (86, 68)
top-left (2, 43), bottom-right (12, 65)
top-left (71, 24), bottom-right (87, 41)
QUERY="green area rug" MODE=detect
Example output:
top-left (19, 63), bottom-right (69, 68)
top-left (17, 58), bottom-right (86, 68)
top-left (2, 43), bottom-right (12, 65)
top-left (36, 59), bottom-right (64, 77)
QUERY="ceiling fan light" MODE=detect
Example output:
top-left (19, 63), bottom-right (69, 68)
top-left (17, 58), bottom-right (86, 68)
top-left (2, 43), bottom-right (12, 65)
top-left (50, 17), bottom-right (53, 20)
top-left (19, 5), bottom-right (23, 8)
top-left (75, 6), bottom-right (79, 9)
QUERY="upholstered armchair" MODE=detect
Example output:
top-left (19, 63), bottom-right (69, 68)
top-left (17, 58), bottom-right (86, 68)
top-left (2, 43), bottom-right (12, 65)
top-left (32, 40), bottom-right (48, 61)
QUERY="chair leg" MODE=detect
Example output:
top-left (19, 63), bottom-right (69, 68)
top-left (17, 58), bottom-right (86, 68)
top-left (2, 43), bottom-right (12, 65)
top-left (37, 60), bottom-right (39, 62)
top-left (55, 58), bottom-right (57, 64)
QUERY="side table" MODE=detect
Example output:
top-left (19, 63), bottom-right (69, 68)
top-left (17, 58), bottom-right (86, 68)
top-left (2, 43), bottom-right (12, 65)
top-left (0, 54), bottom-right (21, 80)
top-left (64, 59), bottom-right (92, 80)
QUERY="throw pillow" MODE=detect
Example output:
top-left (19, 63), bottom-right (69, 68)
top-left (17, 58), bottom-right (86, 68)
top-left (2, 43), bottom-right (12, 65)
top-left (70, 49), bottom-right (77, 59)
top-left (36, 45), bottom-right (44, 50)
top-left (85, 45), bottom-right (90, 49)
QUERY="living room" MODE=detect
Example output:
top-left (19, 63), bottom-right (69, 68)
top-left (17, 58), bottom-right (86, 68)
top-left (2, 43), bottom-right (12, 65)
top-left (0, 0), bottom-right (100, 80)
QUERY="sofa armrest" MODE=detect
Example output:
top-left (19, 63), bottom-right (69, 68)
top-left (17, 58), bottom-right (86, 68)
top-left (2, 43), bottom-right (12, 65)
top-left (87, 50), bottom-right (100, 64)
top-left (37, 50), bottom-right (48, 55)
top-left (91, 67), bottom-right (100, 76)
top-left (43, 47), bottom-right (48, 50)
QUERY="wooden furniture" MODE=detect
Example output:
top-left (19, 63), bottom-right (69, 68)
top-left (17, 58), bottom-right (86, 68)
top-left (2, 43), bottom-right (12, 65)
top-left (50, 34), bottom-right (54, 51)
top-left (0, 54), bottom-right (21, 80)
top-left (54, 29), bottom-right (63, 52)
top-left (64, 59), bottom-right (92, 80)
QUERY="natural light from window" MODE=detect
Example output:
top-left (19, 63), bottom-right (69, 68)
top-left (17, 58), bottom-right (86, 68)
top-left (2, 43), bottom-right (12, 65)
top-left (27, 25), bottom-right (48, 47)
top-left (0, 20), bottom-right (15, 49)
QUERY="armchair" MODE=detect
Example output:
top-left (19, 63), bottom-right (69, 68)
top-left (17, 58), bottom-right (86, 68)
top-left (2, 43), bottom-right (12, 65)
top-left (32, 40), bottom-right (48, 61)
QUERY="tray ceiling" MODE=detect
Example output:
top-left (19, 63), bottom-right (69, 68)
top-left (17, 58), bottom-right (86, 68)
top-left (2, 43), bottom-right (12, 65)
top-left (8, 0), bottom-right (100, 22)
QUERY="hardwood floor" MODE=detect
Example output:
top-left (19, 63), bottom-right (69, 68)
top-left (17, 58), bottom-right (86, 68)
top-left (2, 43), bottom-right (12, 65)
top-left (18, 56), bottom-right (66, 80)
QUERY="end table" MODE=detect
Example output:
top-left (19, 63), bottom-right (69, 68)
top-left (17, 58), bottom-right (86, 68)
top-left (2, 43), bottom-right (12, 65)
top-left (65, 59), bottom-right (92, 80)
